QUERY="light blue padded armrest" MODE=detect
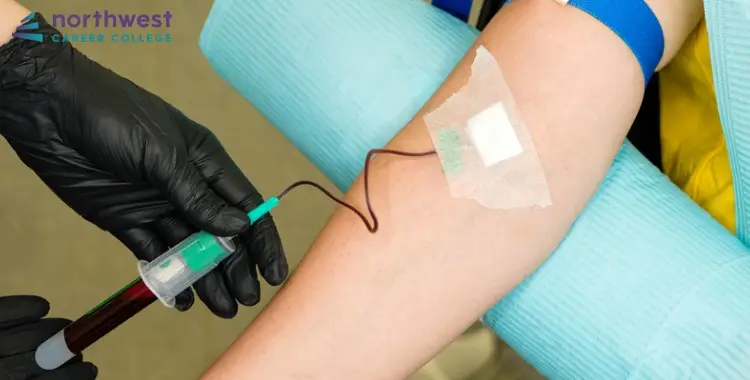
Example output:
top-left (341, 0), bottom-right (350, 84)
top-left (200, 0), bottom-right (750, 378)
top-left (199, 0), bottom-right (478, 190)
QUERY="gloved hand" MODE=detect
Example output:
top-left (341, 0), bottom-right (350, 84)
top-left (0, 295), bottom-right (97, 380)
top-left (0, 14), bottom-right (288, 318)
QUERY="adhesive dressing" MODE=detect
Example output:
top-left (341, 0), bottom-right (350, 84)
top-left (423, 45), bottom-right (551, 209)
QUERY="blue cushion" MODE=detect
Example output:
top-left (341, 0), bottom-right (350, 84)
top-left (200, 0), bottom-right (750, 377)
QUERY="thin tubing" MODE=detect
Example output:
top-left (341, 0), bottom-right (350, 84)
top-left (40, 148), bottom-right (437, 369)
top-left (277, 148), bottom-right (437, 233)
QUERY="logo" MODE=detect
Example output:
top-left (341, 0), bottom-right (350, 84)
top-left (50, 10), bottom-right (174, 44)
top-left (12, 12), bottom-right (43, 42)
top-left (12, 11), bottom-right (173, 44)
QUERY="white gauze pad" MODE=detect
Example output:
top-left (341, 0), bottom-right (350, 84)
top-left (423, 45), bottom-right (551, 209)
top-left (467, 102), bottom-right (523, 166)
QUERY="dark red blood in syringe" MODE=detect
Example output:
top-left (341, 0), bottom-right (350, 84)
top-left (65, 278), bottom-right (157, 353)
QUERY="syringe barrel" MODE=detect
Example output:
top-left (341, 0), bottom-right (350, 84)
top-left (35, 197), bottom-right (281, 371)
top-left (138, 232), bottom-right (236, 307)
top-left (138, 197), bottom-right (279, 307)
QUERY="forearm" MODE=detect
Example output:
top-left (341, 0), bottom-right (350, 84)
top-left (203, 0), bottom-right (701, 379)
top-left (0, 0), bottom-right (28, 46)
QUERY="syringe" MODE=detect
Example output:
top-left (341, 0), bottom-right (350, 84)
top-left (34, 197), bottom-right (280, 370)
top-left (33, 148), bottom-right (434, 371)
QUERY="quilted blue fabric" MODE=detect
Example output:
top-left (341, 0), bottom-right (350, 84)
top-left (200, 1), bottom-right (750, 377)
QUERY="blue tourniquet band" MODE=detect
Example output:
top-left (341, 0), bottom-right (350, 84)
top-left (565, 0), bottom-right (664, 83)
top-left (432, 0), bottom-right (474, 22)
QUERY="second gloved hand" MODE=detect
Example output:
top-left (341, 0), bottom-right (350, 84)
top-left (0, 295), bottom-right (98, 379)
top-left (0, 14), bottom-right (288, 318)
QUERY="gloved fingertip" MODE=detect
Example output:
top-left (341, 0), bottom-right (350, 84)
top-left (213, 207), bottom-right (250, 236)
top-left (212, 305), bottom-right (239, 319)
top-left (234, 276), bottom-right (261, 307)
top-left (0, 296), bottom-right (51, 327)
top-left (174, 290), bottom-right (195, 312)
top-left (36, 361), bottom-right (98, 380)
top-left (79, 362), bottom-right (98, 378)
top-left (262, 260), bottom-right (289, 286)
top-left (238, 291), bottom-right (260, 307)
top-left (193, 274), bottom-right (239, 319)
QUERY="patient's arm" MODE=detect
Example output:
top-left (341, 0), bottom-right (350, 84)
top-left (202, 0), bottom-right (702, 379)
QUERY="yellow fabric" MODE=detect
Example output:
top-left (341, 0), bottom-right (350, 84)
top-left (660, 19), bottom-right (735, 233)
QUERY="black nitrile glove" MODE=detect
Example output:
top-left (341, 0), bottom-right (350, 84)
top-left (0, 14), bottom-right (288, 318)
top-left (0, 296), bottom-right (97, 380)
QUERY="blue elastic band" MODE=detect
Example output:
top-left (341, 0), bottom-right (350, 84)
top-left (567, 0), bottom-right (664, 83)
top-left (432, 0), bottom-right (473, 22)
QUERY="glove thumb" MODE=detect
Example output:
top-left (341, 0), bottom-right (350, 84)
top-left (153, 157), bottom-right (250, 237)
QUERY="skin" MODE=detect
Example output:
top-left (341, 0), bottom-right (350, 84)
top-left (199, 0), bottom-right (703, 379)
